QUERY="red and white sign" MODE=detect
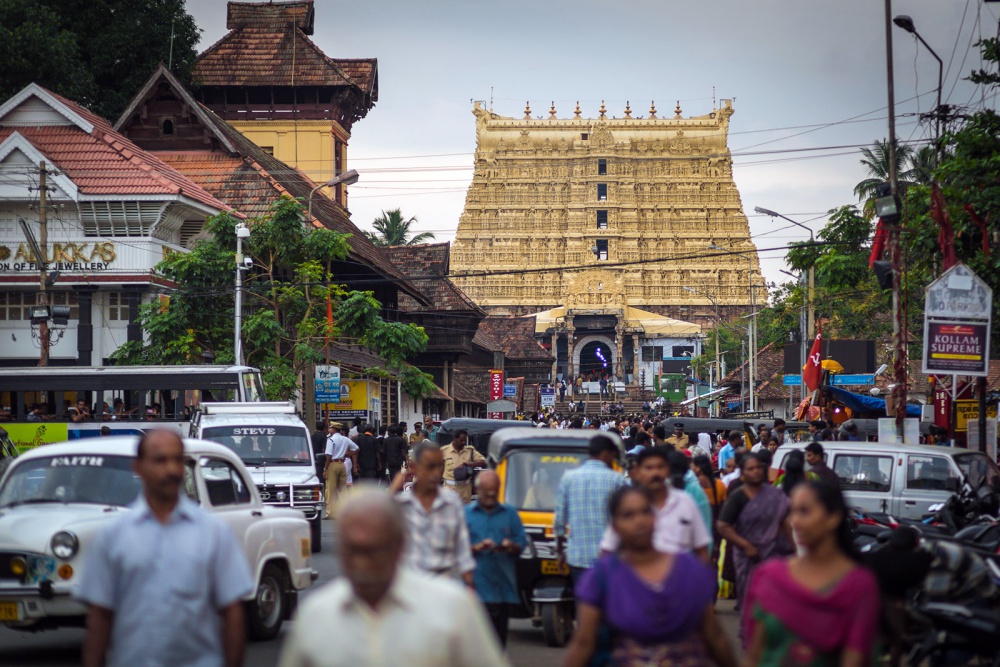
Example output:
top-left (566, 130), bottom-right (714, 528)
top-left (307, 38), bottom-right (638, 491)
top-left (489, 369), bottom-right (504, 401)
top-left (487, 412), bottom-right (503, 420)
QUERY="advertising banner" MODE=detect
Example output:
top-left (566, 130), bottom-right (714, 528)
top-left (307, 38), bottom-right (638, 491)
top-left (315, 365), bottom-right (341, 403)
top-left (923, 322), bottom-right (989, 375)
top-left (954, 400), bottom-right (998, 432)
top-left (489, 370), bottom-right (504, 419)
top-left (324, 379), bottom-right (369, 418)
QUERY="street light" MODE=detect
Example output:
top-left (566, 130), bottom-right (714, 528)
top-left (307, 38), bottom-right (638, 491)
top-left (754, 206), bottom-right (816, 342)
top-left (708, 242), bottom-right (758, 412)
top-left (307, 169), bottom-right (360, 218)
top-left (234, 222), bottom-right (251, 366)
top-left (683, 285), bottom-right (722, 417)
top-left (893, 15), bottom-right (944, 160)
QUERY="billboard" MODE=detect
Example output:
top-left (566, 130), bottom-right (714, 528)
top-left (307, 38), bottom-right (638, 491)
top-left (324, 379), bottom-right (370, 418)
top-left (315, 365), bottom-right (341, 403)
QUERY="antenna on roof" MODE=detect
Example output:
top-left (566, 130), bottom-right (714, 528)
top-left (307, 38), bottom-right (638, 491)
top-left (168, 18), bottom-right (176, 71)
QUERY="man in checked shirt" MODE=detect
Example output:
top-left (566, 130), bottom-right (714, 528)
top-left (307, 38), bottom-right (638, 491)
top-left (392, 441), bottom-right (475, 588)
top-left (555, 434), bottom-right (626, 586)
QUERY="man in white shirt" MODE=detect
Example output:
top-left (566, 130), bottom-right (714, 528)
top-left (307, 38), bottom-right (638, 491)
top-left (600, 447), bottom-right (709, 561)
top-left (278, 488), bottom-right (508, 667)
top-left (324, 422), bottom-right (358, 519)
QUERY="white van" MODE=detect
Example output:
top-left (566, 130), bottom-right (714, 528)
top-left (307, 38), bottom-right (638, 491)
top-left (190, 402), bottom-right (324, 551)
top-left (773, 441), bottom-right (1000, 520)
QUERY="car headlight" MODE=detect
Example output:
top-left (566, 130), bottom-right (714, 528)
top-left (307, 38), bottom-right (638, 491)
top-left (51, 531), bottom-right (79, 560)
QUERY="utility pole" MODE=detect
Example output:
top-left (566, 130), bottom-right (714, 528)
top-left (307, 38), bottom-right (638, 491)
top-left (884, 0), bottom-right (907, 432)
top-left (38, 161), bottom-right (49, 367)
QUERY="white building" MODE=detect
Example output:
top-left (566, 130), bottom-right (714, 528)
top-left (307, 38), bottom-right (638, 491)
top-left (0, 84), bottom-right (233, 367)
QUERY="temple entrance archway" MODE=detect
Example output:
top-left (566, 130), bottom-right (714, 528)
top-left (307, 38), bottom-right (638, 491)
top-left (575, 337), bottom-right (615, 378)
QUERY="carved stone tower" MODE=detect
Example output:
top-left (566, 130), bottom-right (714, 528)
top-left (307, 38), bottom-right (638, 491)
top-left (450, 100), bottom-right (764, 326)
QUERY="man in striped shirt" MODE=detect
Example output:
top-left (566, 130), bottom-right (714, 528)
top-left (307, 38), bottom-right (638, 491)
top-left (554, 434), bottom-right (626, 584)
top-left (394, 441), bottom-right (475, 588)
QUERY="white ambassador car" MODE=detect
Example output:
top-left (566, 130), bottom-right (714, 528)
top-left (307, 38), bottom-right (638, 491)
top-left (0, 437), bottom-right (316, 640)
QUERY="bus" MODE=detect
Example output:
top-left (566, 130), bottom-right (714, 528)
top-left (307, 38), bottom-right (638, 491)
top-left (0, 365), bottom-right (265, 450)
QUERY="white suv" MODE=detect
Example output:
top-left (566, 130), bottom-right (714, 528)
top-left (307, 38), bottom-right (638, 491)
top-left (190, 403), bottom-right (325, 552)
top-left (0, 437), bottom-right (316, 639)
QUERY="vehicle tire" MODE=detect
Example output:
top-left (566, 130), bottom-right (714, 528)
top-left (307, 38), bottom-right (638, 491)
top-left (247, 563), bottom-right (285, 641)
top-left (310, 516), bottom-right (322, 553)
top-left (541, 602), bottom-right (571, 647)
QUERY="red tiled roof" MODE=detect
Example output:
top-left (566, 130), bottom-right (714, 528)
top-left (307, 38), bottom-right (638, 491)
top-left (473, 327), bottom-right (502, 353)
top-left (227, 1), bottom-right (314, 33)
top-left (385, 243), bottom-right (485, 315)
top-left (194, 2), bottom-right (376, 97)
top-left (113, 66), bottom-right (422, 303)
top-left (478, 317), bottom-right (554, 362)
top-left (452, 368), bottom-right (488, 405)
top-left (721, 341), bottom-right (789, 401)
top-left (0, 89), bottom-right (232, 214)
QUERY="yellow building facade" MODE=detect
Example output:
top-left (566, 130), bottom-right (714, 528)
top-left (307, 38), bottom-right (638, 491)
top-left (450, 100), bottom-right (764, 324)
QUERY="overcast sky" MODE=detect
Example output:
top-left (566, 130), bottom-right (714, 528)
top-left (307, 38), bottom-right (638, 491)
top-left (189, 0), bottom-right (991, 288)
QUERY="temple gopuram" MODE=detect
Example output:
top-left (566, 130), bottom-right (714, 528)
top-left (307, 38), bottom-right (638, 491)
top-left (450, 100), bottom-right (765, 385)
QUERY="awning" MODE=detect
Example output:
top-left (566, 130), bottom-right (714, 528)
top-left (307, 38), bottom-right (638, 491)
top-left (532, 305), bottom-right (701, 337)
top-left (827, 386), bottom-right (921, 418)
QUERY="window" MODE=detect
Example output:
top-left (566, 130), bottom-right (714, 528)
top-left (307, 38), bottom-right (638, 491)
top-left (581, 133), bottom-right (589, 141)
top-left (833, 454), bottom-right (893, 492)
top-left (641, 346), bottom-right (664, 362)
top-left (260, 146), bottom-right (274, 156)
top-left (955, 453), bottom-right (1000, 490)
top-left (162, 119), bottom-right (173, 135)
top-left (107, 293), bottom-right (128, 321)
top-left (201, 458), bottom-right (253, 506)
top-left (906, 455), bottom-right (958, 491)
top-left (672, 345), bottom-right (694, 358)
top-left (595, 239), bottom-right (608, 261)
top-left (597, 183), bottom-right (607, 201)
top-left (598, 159), bottom-right (607, 175)
top-left (596, 210), bottom-right (608, 229)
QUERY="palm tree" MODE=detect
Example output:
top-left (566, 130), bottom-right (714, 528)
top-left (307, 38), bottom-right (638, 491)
top-left (364, 209), bottom-right (436, 246)
top-left (853, 139), bottom-right (916, 217)
top-left (908, 145), bottom-right (938, 186)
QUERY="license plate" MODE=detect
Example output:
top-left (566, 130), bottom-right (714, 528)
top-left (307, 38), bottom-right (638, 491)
top-left (540, 560), bottom-right (568, 575)
top-left (0, 601), bottom-right (21, 621)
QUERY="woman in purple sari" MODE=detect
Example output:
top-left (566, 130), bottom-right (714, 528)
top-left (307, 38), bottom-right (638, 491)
top-left (717, 453), bottom-right (794, 644)
top-left (564, 486), bottom-right (737, 667)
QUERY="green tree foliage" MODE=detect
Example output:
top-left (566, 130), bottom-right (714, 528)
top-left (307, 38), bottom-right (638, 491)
top-left (0, 0), bottom-right (199, 120)
top-left (853, 139), bottom-right (916, 217)
top-left (364, 209), bottom-right (435, 247)
top-left (113, 196), bottom-right (431, 400)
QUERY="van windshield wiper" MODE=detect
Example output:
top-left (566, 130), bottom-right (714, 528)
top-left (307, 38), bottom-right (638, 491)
top-left (0, 497), bottom-right (63, 509)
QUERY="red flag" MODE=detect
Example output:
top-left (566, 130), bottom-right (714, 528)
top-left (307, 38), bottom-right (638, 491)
top-left (325, 295), bottom-right (334, 339)
top-left (964, 205), bottom-right (992, 257)
top-left (803, 326), bottom-right (823, 392)
top-left (930, 184), bottom-right (957, 271)
top-left (869, 219), bottom-right (888, 268)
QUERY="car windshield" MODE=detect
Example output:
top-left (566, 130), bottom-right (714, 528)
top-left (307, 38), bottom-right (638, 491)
top-left (504, 450), bottom-right (588, 511)
top-left (202, 426), bottom-right (310, 465)
top-left (0, 455), bottom-right (140, 508)
top-left (954, 453), bottom-right (1000, 489)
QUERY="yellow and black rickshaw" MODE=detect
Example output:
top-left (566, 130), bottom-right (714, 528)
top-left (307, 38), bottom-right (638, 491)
top-left (487, 428), bottom-right (625, 647)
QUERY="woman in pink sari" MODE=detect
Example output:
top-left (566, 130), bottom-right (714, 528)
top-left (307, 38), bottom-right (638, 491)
top-left (716, 453), bottom-right (794, 642)
top-left (743, 479), bottom-right (881, 666)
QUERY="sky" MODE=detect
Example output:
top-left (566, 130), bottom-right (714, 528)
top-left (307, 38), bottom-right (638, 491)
top-left (188, 0), bottom-right (993, 288)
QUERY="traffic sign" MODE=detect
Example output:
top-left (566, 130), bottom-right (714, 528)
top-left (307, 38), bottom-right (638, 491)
top-left (783, 375), bottom-right (801, 386)
top-left (831, 374), bottom-right (875, 386)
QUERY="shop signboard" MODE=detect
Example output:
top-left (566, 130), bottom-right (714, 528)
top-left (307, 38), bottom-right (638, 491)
top-left (922, 264), bottom-right (992, 377)
top-left (314, 365), bottom-right (340, 403)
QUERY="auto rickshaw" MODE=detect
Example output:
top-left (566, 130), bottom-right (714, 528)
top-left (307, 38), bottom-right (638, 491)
top-left (486, 428), bottom-right (626, 647)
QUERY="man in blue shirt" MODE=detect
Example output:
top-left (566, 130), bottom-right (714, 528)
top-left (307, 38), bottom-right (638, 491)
top-left (717, 430), bottom-right (740, 472)
top-left (79, 430), bottom-right (253, 667)
top-left (554, 434), bottom-right (625, 584)
top-left (465, 470), bottom-right (527, 646)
